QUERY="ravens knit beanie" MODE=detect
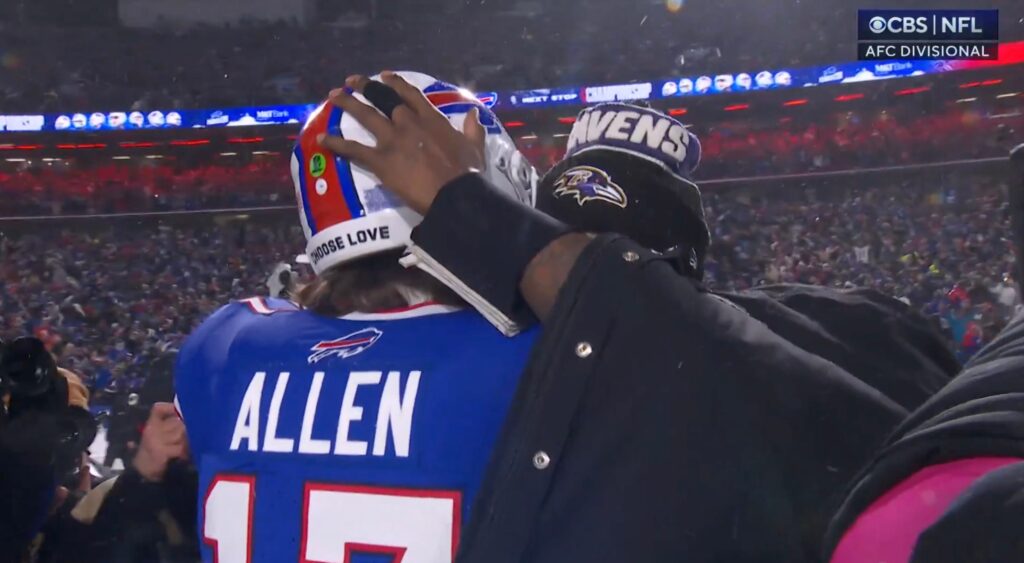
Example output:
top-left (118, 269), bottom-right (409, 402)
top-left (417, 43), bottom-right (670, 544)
top-left (537, 103), bottom-right (710, 277)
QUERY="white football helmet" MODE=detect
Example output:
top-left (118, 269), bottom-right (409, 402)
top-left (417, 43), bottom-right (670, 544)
top-left (291, 71), bottom-right (537, 275)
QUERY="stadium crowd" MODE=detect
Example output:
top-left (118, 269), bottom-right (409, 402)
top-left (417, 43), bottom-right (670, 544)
top-left (0, 164), bottom-right (1015, 407)
top-left (0, 159), bottom-right (290, 216)
top-left (523, 105), bottom-right (1021, 178)
top-left (1, 106), bottom-right (1018, 217)
top-left (705, 172), bottom-right (1017, 362)
top-left (0, 219), bottom-right (302, 401)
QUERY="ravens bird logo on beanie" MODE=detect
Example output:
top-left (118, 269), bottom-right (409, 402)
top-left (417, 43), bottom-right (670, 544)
top-left (537, 103), bottom-right (710, 277)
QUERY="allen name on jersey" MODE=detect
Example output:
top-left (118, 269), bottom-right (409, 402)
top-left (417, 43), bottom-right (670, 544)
top-left (228, 367), bottom-right (419, 457)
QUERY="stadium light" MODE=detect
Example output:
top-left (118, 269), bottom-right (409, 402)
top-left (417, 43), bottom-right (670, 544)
top-left (962, 79), bottom-right (1005, 88)
top-left (519, 135), bottom-right (538, 140)
top-left (119, 141), bottom-right (159, 148)
top-left (227, 137), bottom-right (264, 144)
top-left (169, 139), bottom-right (210, 146)
top-left (557, 117), bottom-right (577, 124)
top-left (668, 108), bottom-right (688, 116)
top-left (956, 97), bottom-right (978, 103)
top-left (112, 156), bottom-right (131, 160)
top-left (552, 134), bottom-right (569, 138)
top-left (0, 144), bottom-right (42, 150)
top-left (835, 94), bottom-right (865, 102)
top-left (504, 121), bottom-right (526, 128)
top-left (996, 92), bottom-right (1021, 98)
top-left (783, 99), bottom-right (809, 107)
top-left (894, 86), bottom-right (930, 96)
top-left (724, 104), bottom-right (750, 111)
top-left (56, 143), bottom-right (106, 149)
top-left (4, 158), bottom-right (26, 162)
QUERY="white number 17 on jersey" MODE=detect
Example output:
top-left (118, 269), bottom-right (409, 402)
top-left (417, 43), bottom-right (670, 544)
top-left (204, 475), bottom-right (461, 563)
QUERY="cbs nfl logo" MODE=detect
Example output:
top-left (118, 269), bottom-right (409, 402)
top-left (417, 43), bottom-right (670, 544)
top-left (858, 9), bottom-right (999, 61)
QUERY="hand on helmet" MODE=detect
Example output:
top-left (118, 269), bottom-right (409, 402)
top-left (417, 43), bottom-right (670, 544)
top-left (317, 72), bottom-right (487, 215)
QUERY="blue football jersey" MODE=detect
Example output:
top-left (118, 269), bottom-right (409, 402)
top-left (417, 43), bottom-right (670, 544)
top-left (175, 297), bottom-right (538, 563)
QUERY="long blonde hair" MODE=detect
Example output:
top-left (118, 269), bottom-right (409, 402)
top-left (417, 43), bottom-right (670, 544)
top-left (296, 250), bottom-right (463, 317)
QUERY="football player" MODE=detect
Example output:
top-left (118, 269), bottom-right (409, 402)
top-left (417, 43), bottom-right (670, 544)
top-left (537, 102), bottom-right (956, 411)
top-left (175, 72), bottom-right (537, 563)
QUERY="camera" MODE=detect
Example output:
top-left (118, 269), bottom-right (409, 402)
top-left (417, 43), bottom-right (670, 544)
top-left (0, 336), bottom-right (98, 482)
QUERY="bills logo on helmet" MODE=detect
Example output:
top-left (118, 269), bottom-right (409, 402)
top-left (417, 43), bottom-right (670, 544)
top-left (308, 328), bottom-right (383, 364)
top-left (423, 83), bottom-right (503, 135)
top-left (553, 166), bottom-right (627, 208)
top-left (476, 92), bottom-right (499, 108)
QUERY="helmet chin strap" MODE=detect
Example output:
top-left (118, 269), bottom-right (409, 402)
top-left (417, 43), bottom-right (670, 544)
top-left (400, 249), bottom-right (523, 337)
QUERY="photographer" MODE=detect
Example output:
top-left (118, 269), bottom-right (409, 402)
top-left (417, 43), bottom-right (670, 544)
top-left (34, 402), bottom-right (197, 563)
top-left (0, 337), bottom-right (97, 563)
top-left (1, 337), bottom-right (197, 563)
top-left (35, 351), bottom-right (198, 563)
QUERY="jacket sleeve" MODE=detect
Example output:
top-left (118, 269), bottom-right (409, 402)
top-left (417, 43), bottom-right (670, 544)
top-left (720, 285), bottom-right (957, 411)
top-left (410, 173), bottom-right (573, 326)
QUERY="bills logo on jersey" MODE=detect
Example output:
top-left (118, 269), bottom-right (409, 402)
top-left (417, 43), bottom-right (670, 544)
top-left (308, 328), bottom-right (383, 364)
top-left (553, 166), bottom-right (628, 208)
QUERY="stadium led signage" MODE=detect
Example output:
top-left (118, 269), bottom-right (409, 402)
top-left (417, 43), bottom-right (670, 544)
top-left (1, 41), bottom-right (1021, 134)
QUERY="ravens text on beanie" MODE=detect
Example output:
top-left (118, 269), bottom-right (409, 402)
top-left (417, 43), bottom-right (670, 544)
top-left (537, 103), bottom-right (710, 276)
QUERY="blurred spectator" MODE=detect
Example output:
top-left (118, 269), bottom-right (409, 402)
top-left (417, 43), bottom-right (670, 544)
top-left (103, 392), bottom-right (142, 468)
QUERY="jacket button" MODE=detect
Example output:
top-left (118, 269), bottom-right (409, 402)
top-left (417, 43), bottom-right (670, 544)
top-left (575, 342), bottom-right (593, 358)
top-left (622, 250), bottom-right (640, 262)
top-left (533, 451), bottom-right (551, 470)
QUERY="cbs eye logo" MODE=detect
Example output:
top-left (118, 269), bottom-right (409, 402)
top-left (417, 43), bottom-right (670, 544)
top-left (866, 15), bottom-right (929, 34)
